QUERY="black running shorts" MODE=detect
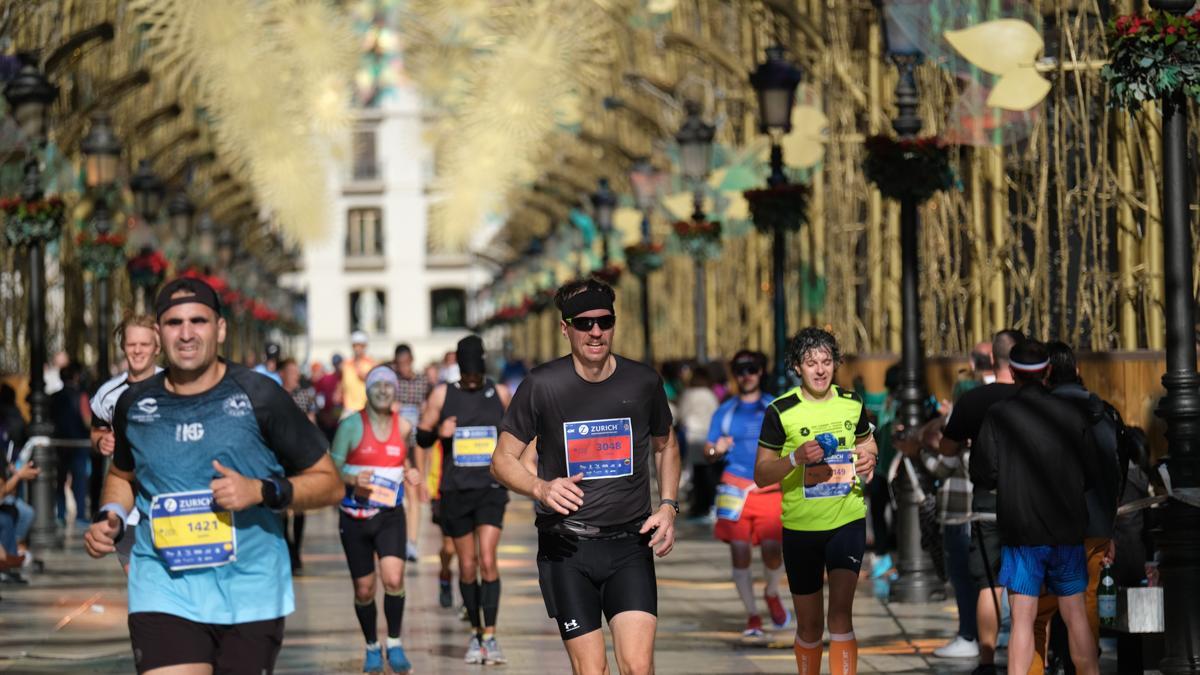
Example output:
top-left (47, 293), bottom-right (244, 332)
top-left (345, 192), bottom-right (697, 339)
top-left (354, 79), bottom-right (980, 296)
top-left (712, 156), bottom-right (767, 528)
top-left (969, 517), bottom-right (1003, 592)
top-left (338, 507), bottom-right (407, 580)
top-left (128, 611), bottom-right (284, 674)
top-left (439, 487), bottom-right (509, 538)
top-left (536, 530), bottom-right (657, 640)
top-left (782, 518), bottom-right (867, 595)
top-left (431, 498), bottom-right (442, 528)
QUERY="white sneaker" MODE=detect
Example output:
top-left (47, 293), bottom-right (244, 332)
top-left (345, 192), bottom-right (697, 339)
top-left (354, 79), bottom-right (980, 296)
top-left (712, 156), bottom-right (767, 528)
top-left (464, 634), bottom-right (483, 664)
top-left (933, 636), bottom-right (980, 658)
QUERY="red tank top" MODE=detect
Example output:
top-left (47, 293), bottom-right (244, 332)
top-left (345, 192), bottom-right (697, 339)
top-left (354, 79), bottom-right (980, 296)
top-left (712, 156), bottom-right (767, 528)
top-left (345, 410), bottom-right (408, 468)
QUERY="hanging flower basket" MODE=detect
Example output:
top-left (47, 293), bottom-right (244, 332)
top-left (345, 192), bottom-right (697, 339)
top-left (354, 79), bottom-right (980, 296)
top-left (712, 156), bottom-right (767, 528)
top-left (530, 287), bottom-right (557, 313)
top-left (673, 219), bottom-right (722, 259)
top-left (863, 135), bottom-right (955, 203)
top-left (127, 248), bottom-right (170, 289)
top-left (591, 264), bottom-right (622, 286)
top-left (1, 196), bottom-right (65, 248)
top-left (1103, 12), bottom-right (1200, 110)
top-left (624, 241), bottom-right (665, 276)
top-left (743, 183), bottom-right (811, 234)
top-left (76, 231), bottom-right (127, 278)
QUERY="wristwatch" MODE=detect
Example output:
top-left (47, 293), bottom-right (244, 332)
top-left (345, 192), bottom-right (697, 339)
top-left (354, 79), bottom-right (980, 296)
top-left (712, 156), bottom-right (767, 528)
top-left (659, 498), bottom-right (680, 515)
top-left (260, 477), bottom-right (294, 510)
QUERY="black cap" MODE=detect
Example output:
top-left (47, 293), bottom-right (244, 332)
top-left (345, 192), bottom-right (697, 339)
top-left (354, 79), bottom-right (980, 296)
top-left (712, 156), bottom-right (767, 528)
top-left (155, 277), bottom-right (222, 319)
top-left (265, 342), bottom-right (281, 360)
top-left (456, 335), bottom-right (486, 375)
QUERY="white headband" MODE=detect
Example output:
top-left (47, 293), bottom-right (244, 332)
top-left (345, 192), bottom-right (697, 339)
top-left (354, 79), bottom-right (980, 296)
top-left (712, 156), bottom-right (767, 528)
top-left (1010, 359), bottom-right (1049, 372)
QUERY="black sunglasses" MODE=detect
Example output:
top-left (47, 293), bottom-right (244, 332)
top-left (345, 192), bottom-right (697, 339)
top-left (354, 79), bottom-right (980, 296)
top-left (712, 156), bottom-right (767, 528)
top-left (733, 365), bottom-right (762, 376)
top-left (565, 315), bottom-right (616, 332)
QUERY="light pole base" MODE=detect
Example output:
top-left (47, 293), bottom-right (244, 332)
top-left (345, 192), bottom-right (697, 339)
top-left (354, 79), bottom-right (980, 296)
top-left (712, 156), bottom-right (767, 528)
top-left (889, 462), bottom-right (946, 604)
top-left (1157, 496), bottom-right (1200, 675)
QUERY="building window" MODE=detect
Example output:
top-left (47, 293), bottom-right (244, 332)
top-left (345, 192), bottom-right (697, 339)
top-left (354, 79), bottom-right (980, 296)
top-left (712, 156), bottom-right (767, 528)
top-left (350, 289), bottom-right (387, 334)
top-left (431, 288), bottom-right (466, 329)
top-left (352, 129), bottom-right (379, 181)
top-left (346, 208), bottom-right (383, 257)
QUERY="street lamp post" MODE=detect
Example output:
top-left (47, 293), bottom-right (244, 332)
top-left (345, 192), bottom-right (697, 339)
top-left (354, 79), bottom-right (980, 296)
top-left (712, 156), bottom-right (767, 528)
top-left (873, 0), bottom-right (942, 603)
top-left (1148, 2), bottom-right (1200, 671)
top-left (630, 158), bottom-right (663, 364)
top-left (81, 112), bottom-right (123, 380)
top-left (676, 101), bottom-right (715, 364)
top-left (591, 178), bottom-right (616, 268)
top-left (4, 57), bottom-right (59, 550)
top-left (749, 45), bottom-right (803, 395)
top-left (129, 159), bottom-right (165, 310)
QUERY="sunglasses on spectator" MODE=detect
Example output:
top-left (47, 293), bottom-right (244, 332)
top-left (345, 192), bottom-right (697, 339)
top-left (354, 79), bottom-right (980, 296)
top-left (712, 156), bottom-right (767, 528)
top-left (733, 365), bottom-right (762, 376)
top-left (565, 315), bottom-right (616, 332)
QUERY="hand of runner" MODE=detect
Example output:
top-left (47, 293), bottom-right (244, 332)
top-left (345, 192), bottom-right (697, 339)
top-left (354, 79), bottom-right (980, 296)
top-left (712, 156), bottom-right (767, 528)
top-left (854, 451), bottom-right (876, 481)
top-left (14, 463), bottom-right (39, 481)
top-left (799, 440), bottom-right (824, 464)
top-left (533, 474), bottom-right (584, 515)
top-left (404, 466), bottom-right (422, 486)
top-left (84, 510), bottom-right (122, 558)
top-left (354, 469), bottom-right (375, 498)
top-left (713, 436), bottom-right (734, 457)
top-left (97, 430), bottom-right (116, 457)
top-left (639, 505), bottom-right (676, 557)
top-left (1103, 539), bottom-right (1116, 566)
top-left (210, 460), bottom-right (264, 511)
top-left (438, 416), bottom-right (458, 438)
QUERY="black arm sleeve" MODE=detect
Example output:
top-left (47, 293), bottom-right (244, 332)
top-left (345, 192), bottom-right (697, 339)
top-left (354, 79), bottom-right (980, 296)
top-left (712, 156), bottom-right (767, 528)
top-left (232, 367), bottom-right (329, 475)
top-left (499, 373), bottom-right (538, 443)
top-left (758, 406), bottom-right (786, 450)
top-left (854, 405), bottom-right (871, 437)
top-left (649, 376), bottom-right (673, 437)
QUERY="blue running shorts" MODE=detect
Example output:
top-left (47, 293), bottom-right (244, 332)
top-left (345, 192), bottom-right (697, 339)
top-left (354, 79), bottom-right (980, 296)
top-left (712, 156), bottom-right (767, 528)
top-left (998, 544), bottom-right (1087, 597)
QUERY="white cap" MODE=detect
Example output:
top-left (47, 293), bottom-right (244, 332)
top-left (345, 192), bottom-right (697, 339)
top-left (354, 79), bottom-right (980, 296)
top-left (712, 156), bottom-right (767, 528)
top-left (350, 330), bottom-right (369, 345)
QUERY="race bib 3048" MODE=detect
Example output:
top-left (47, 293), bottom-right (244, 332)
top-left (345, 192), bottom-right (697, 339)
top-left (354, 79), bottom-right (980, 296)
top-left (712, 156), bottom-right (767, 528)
top-left (563, 418), bottom-right (634, 480)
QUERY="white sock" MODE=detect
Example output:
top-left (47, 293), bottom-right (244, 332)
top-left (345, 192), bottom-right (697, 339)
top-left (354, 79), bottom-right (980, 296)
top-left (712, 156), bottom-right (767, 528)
top-left (386, 636), bottom-right (402, 649)
top-left (366, 641), bottom-right (380, 651)
top-left (732, 567), bottom-right (758, 616)
top-left (765, 564), bottom-right (784, 598)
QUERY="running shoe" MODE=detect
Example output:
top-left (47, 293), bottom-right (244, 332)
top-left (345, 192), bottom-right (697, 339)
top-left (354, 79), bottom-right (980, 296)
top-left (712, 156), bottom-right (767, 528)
top-left (465, 634), bottom-right (483, 664)
top-left (483, 636), bottom-right (507, 665)
top-left (743, 614), bottom-right (765, 637)
top-left (870, 553), bottom-right (893, 579)
top-left (387, 645), bottom-right (412, 674)
top-left (439, 578), bottom-right (453, 608)
top-left (933, 636), bottom-right (979, 658)
top-left (970, 664), bottom-right (997, 675)
top-left (764, 592), bottom-right (790, 628)
top-left (459, 604), bottom-right (470, 622)
top-left (362, 646), bottom-right (383, 673)
top-left (406, 540), bottom-right (418, 562)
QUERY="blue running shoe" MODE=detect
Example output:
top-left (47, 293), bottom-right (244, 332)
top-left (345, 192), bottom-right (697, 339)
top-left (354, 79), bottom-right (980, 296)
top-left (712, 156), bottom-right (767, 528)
top-left (363, 646), bottom-right (383, 673)
top-left (870, 553), bottom-right (893, 579)
top-left (387, 645), bottom-right (412, 674)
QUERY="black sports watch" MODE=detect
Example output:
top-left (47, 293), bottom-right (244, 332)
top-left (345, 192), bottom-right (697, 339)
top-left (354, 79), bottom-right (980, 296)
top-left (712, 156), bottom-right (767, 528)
top-left (659, 498), bottom-right (680, 515)
top-left (260, 477), bottom-right (294, 510)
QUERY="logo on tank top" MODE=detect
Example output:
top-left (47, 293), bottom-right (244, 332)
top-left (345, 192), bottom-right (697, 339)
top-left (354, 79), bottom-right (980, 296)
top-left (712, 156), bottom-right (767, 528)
top-left (485, 387), bottom-right (495, 398)
top-left (386, 444), bottom-right (403, 456)
top-left (131, 398), bottom-right (160, 422)
top-left (223, 394), bottom-right (252, 417)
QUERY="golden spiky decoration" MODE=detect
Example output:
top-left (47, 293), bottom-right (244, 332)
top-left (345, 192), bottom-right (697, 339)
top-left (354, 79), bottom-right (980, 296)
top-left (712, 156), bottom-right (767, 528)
top-left (129, 0), bottom-right (356, 241)
top-left (402, 0), bottom-right (617, 252)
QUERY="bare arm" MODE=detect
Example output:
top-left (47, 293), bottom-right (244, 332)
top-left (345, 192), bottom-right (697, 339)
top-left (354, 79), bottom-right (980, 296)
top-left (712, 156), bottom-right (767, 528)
top-left (496, 383), bottom-right (513, 408)
top-left (755, 443), bottom-right (801, 488)
top-left (287, 454), bottom-right (344, 510)
top-left (640, 429), bottom-right (681, 556)
top-left (85, 465), bottom-right (136, 558)
top-left (417, 384), bottom-right (446, 434)
top-left (492, 431), bottom-right (584, 515)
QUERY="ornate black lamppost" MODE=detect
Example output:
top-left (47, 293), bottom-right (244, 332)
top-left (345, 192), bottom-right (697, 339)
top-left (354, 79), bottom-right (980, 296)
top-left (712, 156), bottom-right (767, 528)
top-left (629, 158), bottom-right (663, 364)
top-left (80, 112), bottom-right (123, 379)
top-left (675, 101), bottom-right (715, 364)
top-left (165, 190), bottom-right (195, 264)
top-left (591, 177), bottom-right (616, 268)
top-left (4, 56), bottom-right (59, 549)
top-left (749, 45), bottom-right (802, 394)
top-left (872, 0), bottom-right (941, 603)
top-left (128, 160), bottom-right (166, 310)
top-left (1148, 2), bottom-right (1200, 671)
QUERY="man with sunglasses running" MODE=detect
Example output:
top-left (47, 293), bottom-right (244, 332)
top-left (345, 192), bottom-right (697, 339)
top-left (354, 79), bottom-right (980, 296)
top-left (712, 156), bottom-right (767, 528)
top-left (706, 350), bottom-right (789, 637)
top-left (492, 278), bottom-right (681, 675)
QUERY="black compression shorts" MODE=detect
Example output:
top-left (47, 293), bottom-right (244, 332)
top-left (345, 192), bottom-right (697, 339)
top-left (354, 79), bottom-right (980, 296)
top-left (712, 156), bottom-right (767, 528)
top-left (339, 507), bottom-right (407, 579)
top-left (536, 530), bottom-right (657, 640)
top-left (439, 487), bottom-right (509, 538)
top-left (128, 611), bottom-right (284, 674)
top-left (969, 517), bottom-right (1002, 592)
top-left (782, 518), bottom-right (867, 595)
top-left (431, 498), bottom-right (442, 528)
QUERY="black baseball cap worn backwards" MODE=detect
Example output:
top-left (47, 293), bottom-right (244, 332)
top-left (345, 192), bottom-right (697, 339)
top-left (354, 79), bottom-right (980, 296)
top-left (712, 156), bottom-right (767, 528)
top-left (155, 277), bottom-right (222, 319)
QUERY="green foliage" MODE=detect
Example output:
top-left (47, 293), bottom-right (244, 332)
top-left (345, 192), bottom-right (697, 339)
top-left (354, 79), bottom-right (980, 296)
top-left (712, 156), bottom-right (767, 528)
top-left (1103, 12), bottom-right (1200, 110)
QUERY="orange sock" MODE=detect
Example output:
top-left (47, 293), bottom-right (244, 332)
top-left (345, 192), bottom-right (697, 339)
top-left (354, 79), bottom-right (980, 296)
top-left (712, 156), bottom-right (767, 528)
top-left (793, 637), bottom-right (822, 675)
top-left (829, 632), bottom-right (858, 675)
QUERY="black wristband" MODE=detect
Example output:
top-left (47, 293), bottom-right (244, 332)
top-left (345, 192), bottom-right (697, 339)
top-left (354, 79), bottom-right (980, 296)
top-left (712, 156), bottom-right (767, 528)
top-left (416, 427), bottom-right (438, 449)
top-left (260, 477), bottom-right (294, 510)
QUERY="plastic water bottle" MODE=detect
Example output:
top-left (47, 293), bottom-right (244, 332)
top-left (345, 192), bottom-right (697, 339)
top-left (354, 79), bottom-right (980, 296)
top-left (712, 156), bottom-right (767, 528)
top-left (815, 433), bottom-right (839, 458)
top-left (1098, 563), bottom-right (1117, 628)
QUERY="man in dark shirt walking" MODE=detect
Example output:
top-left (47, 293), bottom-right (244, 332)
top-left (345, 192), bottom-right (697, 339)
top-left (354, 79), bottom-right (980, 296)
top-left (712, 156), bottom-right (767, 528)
top-left (971, 340), bottom-right (1099, 675)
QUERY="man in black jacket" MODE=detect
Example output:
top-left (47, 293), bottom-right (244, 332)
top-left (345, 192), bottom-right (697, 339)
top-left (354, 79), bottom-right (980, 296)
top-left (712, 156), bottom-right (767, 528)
top-left (971, 340), bottom-right (1099, 675)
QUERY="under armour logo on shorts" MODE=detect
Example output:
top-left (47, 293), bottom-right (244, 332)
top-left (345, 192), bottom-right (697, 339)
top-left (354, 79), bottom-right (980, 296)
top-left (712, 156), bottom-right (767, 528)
top-left (563, 619), bottom-right (580, 632)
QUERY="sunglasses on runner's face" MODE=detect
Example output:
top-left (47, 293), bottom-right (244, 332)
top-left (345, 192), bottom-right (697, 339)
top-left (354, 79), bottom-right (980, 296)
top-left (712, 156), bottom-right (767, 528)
top-left (733, 365), bottom-right (762, 376)
top-left (565, 315), bottom-right (616, 332)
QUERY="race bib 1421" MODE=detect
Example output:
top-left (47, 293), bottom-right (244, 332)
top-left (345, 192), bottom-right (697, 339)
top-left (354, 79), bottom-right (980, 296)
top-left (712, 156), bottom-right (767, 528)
top-left (563, 418), bottom-right (634, 480)
top-left (150, 490), bottom-right (236, 571)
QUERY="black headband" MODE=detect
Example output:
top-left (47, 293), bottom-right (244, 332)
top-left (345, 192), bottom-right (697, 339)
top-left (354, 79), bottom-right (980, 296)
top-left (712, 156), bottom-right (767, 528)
top-left (155, 277), bottom-right (222, 319)
top-left (560, 288), bottom-right (614, 321)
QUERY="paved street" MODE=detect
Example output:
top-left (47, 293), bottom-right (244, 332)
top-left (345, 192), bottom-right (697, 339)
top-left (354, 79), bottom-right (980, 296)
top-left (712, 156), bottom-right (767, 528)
top-left (0, 499), bottom-right (1129, 674)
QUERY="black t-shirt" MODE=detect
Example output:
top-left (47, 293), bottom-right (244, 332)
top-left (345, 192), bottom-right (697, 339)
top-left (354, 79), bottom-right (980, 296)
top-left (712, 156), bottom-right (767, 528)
top-left (500, 354), bottom-right (673, 533)
top-left (440, 378), bottom-right (506, 492)
top-left (944, 382), bottom-right (1019, 513)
